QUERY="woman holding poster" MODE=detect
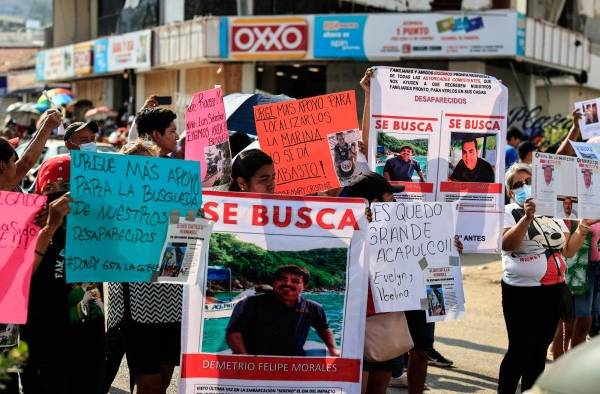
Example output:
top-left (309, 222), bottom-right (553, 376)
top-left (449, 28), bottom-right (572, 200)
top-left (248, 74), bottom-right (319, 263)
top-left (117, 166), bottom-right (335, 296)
top-left (500, 163), bottom-right (593, 393)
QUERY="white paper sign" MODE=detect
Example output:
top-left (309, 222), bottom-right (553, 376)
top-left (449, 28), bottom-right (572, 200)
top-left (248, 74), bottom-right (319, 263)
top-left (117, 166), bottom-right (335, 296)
top-left (575, 99), bottom-right (600, 140)
top-left (154, 216), bottom-right (213, 285)
top-left (577, 158), bottom-right (600, 219)
top-left (532, 152), bottom-right (578, 219)
top-left (369, 66), bottom-right (508, 253)
top-left (424, 258), bottom-right (465, 323)
top-left (368, 201), bottom-right (458, 313)
top-left (570, 141), bottom-right (600, 160)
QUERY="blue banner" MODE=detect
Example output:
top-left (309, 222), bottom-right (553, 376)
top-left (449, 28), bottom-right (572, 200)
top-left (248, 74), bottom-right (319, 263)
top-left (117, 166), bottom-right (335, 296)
top-left (35, 52), bottom-right (45, 81)
top-left (93, 37), bottom-right (109, 74)
top-left (314, 15), bottom-right (367, 59)
top-left (66, 151), bottom-right (202, 282)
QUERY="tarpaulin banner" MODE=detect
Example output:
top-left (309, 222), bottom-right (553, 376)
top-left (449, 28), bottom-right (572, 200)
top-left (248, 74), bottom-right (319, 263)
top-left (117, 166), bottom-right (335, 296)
top-left (185, 87), bottom-right (232, 188)
top-left (66, 151), bottom-right (202, 282)
top-left (533, 152), bottom-right (600, 220)
top-left (368, 66), bottom-right (508, 253)
top-left (0, 192), bottom-right (46, 323)
top-left (181, 191), bottom-right (368, 393)
top-left (254, 91), bottom-right (365, 195)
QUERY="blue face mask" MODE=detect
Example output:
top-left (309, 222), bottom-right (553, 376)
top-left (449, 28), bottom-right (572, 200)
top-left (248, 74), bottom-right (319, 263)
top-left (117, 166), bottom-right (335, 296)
top-left (513, 184), bottom-right (531, 206)
top-left (79, 142), bottom-right (97, 152)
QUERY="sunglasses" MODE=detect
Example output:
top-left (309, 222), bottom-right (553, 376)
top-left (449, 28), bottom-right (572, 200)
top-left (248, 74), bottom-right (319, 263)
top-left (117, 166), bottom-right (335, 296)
top-left (510, 178), bottom-right (531, 190)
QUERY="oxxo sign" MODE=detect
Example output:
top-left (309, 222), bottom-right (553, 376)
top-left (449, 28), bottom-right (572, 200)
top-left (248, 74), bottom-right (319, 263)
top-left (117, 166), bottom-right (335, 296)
top-left (230, 17), bottom-right (308, 60)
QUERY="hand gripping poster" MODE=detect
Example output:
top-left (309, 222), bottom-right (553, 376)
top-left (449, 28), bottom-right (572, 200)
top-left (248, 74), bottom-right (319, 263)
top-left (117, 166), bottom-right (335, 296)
top-left (368, 66), bottom-right (508, 252)
top-left (181, 191), bottom-right (368, 394)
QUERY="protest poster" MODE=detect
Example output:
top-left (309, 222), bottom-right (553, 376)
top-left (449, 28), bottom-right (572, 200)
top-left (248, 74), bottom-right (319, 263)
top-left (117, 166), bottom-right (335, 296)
top-left (576, 158), bottom-right (600, 219)
top-left (0, 192), bottom-right (46, 324)
top-left (181, 191), bottom-right (368, 394)
top-left (154, 214), bottom-right (213, 285)
top-left (575, 98), bottom-right (600, 140)
top-left (423, 259), bottom-right (465, 323)
top-left (368, 201), bottom-right (459, 313)
top-left (369, 66), bottom-right (508, 253)
top-left (532, 152), bottom-right (578, 219)
top-left (66, 151), bottom-right (202, 282)
top-left (185, 87), bottom-right (232, 188)
top-left (570, 141), bottom-right (600, 160)
top-left (254, 91), bottom-right (362, 195)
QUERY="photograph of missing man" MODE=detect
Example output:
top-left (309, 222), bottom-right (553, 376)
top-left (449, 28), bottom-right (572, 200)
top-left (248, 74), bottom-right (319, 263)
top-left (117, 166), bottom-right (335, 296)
top-left (584, 103), bottom-right (599, 125)
top-left (427, 285), bottom-right (446, 317)
top-left (448, 133), bottom-right (496, 183)
top-left (376, 133), bottom-right (429, 182)
top-left (201, 233), bottom-right (348, 358)
top-left (158, 242), bottom-right (187, 278)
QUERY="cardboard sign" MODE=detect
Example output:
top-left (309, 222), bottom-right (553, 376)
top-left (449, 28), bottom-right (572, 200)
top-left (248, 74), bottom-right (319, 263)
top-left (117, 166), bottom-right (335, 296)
top-left (369, 66), bottom-right (508, 253)
top-left (368, 201), bottom-right (459, 313)
top-left (66, 151), bottom-right (202, 282)
top-left (254, 91), bottom-right (359, 195)
top-left (185, 87), bottom-right (232, 188)
top-left (181, 191), bottom-right (368, 393)
top-left (0, 192), bottom-right (46, 324)
top-left (533, 152), bottom-right (600, 220)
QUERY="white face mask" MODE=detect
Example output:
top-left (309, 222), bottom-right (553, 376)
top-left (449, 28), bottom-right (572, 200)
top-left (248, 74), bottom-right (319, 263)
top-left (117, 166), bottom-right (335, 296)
top-left (79, 142), bottom-right (97, 152)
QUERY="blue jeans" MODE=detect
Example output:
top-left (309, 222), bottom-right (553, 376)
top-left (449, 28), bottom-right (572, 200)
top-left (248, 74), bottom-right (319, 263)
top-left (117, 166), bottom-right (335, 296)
top-left (574, 263), bottom-right (600, 318)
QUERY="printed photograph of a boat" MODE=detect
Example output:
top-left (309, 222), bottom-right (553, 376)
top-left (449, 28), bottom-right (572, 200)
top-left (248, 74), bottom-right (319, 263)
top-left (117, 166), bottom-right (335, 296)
top-left (204, 266), bottom-right (244, 320)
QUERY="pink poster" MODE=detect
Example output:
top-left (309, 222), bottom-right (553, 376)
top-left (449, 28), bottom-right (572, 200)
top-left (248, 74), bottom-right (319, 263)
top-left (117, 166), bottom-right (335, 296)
top-left (0, 192), bottom-right (46, 324)
top-left (185, 87), bottom-right (232, 188)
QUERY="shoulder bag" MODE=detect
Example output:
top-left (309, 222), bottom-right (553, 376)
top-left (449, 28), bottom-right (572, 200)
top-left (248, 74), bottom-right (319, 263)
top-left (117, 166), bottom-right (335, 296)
top-left (364, 311), bottom-right (414, 362)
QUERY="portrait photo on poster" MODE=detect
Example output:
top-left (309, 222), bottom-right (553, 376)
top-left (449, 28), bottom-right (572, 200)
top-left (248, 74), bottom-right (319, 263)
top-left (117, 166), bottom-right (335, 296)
top-left (202, 232), bottom-right (349, 358)
top-left (447, 132), bottom-right (497, 183)
top-left (376, 132), bottom-right (429, 183)
top-left (556, 195), bottom-right (578, 220)
top-left (204, 141), bottom-right (232, 188)
top-left (328, 129), bottom-right (369, 187)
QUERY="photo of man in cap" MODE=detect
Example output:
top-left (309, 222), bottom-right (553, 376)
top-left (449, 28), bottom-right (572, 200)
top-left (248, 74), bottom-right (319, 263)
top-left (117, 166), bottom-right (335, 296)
top-left (542, 164), bottom-right (554, 187)
top-left (63, 120), bottom-right (99, 152)
top-left (582, 168), bottom-right (594, 190)
top-left (383, 145), bottom-right (425, 182)
top-left (226, 264), bottom-right (340, 357)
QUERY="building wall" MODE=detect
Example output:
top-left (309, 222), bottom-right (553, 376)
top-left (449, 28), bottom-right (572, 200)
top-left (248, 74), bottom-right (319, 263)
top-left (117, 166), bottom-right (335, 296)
top-left (72, 77), bottom-right (114, 107)
top-left (53, 0), bottom-right (92, 46)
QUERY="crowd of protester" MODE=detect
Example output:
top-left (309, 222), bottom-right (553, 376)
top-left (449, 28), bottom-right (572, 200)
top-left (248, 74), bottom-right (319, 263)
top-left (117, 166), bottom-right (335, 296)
top-left (0, 68), bottom-right (598, 394)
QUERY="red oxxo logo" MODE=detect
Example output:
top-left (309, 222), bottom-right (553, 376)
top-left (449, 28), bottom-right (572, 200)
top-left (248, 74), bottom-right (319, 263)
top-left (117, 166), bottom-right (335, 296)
top-left (231, 17), bottom-right (308, 59)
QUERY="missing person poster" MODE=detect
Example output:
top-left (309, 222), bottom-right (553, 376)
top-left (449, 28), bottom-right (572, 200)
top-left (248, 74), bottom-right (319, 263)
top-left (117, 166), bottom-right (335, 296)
top-left (575, 98), bottom-right (600, 140)
top-left (181, 191), bottom-right (368, 394)
top-left (532, 152), bottom-right (578, 220)
top-left (66, 151), bottom-right (202, 282)
top-left (423, 257), bottom-right (465, 323)
top-left (532, 152), bottom-right (600, 220)
top-left (254, 91), bottom-right (364, 195)
top-left (368, 201), bottom-right (460, 313)
top-left (154, 214), bottom-right (213, 285)
top-left (185, 87), bottom-right (232, 188)
top-left (369, 66), bottom-right (508, 253)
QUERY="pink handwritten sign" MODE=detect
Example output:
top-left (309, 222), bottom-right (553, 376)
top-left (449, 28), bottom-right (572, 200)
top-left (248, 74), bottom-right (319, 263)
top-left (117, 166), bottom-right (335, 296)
top-left (0, 192), bottom-right (46, 324)
top-left (185, 87), bottom-right (232, 188)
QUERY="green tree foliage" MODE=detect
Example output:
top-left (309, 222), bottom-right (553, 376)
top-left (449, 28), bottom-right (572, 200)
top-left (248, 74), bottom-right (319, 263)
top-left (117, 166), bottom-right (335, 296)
top-left (378, 134), bottom-right (428, 155)
top-left (208, 233), bottom-right (347, 289)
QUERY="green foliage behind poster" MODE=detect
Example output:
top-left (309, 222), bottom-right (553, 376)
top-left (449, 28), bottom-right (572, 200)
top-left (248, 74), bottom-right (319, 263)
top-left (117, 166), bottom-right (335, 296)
top-left (208, 233), bottom-right (347, 290)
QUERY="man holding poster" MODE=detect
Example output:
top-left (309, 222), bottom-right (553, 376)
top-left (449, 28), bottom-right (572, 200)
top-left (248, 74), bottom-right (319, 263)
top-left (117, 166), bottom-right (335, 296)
top-left (226, 264), bottom-right (339, 357)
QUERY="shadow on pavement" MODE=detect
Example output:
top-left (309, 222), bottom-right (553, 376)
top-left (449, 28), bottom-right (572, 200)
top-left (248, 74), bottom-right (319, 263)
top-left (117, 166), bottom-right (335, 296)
top-left (428, 367), bottom-right (499, 392)
top-left (109, 388), bottom-right (130, 394)
top-left (436, 336), bottom-right (506, 355)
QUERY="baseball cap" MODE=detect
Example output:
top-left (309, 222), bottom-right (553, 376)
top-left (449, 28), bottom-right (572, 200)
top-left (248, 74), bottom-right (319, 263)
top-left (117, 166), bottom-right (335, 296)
top-left (34, 154), bottom-right (71, 194)
top-left (341, 172), bottom-right (405, 203)
top-left (63, 121), bottom-right (99, 142)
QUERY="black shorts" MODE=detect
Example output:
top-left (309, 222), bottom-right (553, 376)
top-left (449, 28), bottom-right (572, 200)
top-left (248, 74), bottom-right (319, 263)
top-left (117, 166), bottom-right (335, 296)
top-left (405, 310), bottom-right (434, 352)
top-left (123, 321), bottom-right (181, 375)
top-left (362, 355), bottom-right (404, 372)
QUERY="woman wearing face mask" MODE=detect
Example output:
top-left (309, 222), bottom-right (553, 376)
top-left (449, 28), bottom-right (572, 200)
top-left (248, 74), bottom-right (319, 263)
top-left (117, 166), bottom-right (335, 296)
top-left (228, 149), bottom-right (276, 193)
top-left (20, 155), bottom-right (106, 394)
top-left (499, 163), bottom-right (592, 393)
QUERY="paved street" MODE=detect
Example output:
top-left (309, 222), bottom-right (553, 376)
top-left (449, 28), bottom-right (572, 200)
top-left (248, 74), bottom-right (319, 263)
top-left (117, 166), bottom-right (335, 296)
top-left (110, 254), bottom-right (511, 394)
